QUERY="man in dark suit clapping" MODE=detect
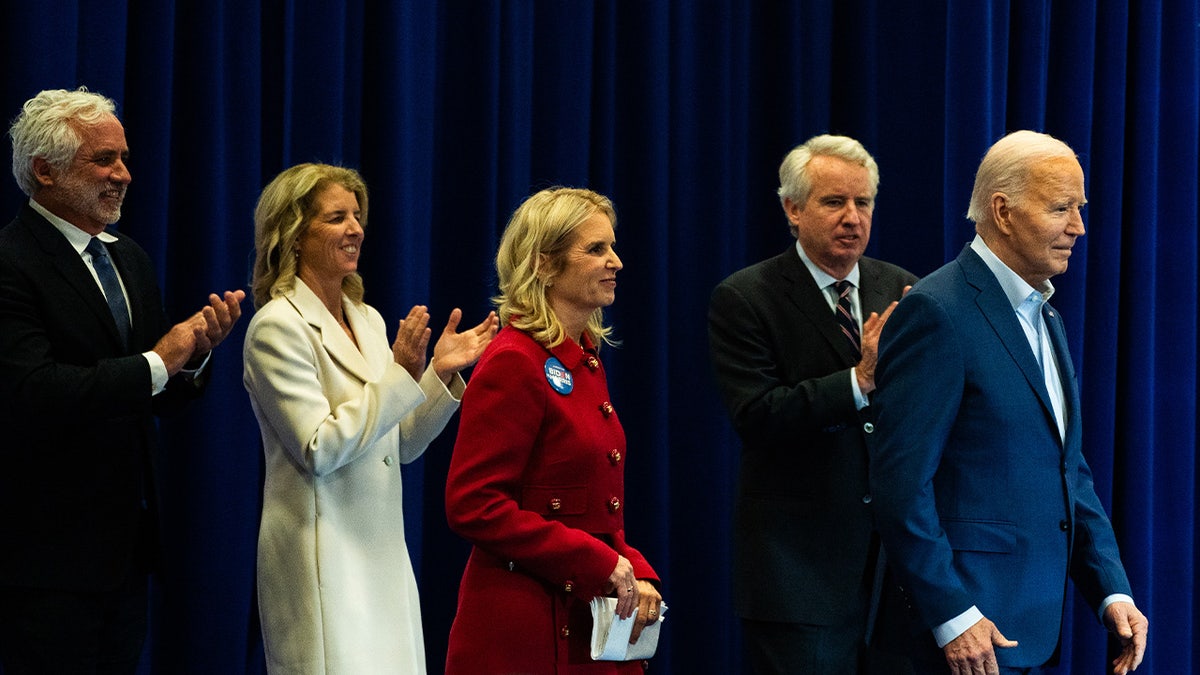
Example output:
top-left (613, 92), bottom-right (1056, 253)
top-left (0, 87), bottom-right (245, 674)
top-left (708, 134), bottom-right (915, 674)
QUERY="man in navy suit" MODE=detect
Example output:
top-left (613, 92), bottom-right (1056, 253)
top-left (709, 135), bottom-right (915, 674)
top-left (868, 130), bottom-right (1148, 674)
top-left (0, 87), bottom-right (245, 673)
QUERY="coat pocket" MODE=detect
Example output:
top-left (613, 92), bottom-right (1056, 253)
top-left (941, 518), bottom-right (1017, 553)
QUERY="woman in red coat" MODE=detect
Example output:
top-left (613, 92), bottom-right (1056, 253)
top-left (445, 187), bottom-right (663, 674)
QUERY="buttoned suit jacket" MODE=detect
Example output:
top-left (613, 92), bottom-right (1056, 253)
top-left (707, 246), bottom-right (916, 624)
top-left (0, 203), bottom-right (204, 592)
top-left (445, 326), bottom-right (658, 674)
top-left (868, 245), bottom-right (1132, 666)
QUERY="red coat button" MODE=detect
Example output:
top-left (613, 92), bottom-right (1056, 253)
top-left (600, 401), bottom-right (614, 416)
top-left (609, 448), bottom-right (622, 464)
top-left (586, 355), bottom-right (600, 370)
top-left (608, 497), bottom-right (621, 512)
top-left (549, 498), bottom-right (562, 511)
top-left (560, 625), bottom-right (570, 638)
top-left (563, 581), bottom-right (574, 593)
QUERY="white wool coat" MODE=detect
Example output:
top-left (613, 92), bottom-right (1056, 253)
top-left (243, 280), bottom-right (463, 674)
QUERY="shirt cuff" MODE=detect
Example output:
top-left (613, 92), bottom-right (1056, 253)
top-left (143, 351), bottom-right (168, 395)
top-left (850, 368), bottom-right (869, 410)
top-left (933, 606), bottom-right (984, 648)
top-left (1099, 593), bottom-right (1136, 621)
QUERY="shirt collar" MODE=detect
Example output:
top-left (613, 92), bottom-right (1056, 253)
top-left (794, 240), bottom-right (860, 289)
top-left (969, 234), bottom-right (1055, 313)
top-left (29, 198), bottom-right (118, 255)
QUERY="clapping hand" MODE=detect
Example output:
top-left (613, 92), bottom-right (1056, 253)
top-left (432, 309), bottom-right (499, 383)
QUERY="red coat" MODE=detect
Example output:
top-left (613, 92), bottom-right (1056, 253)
top-left (445, 325), bottom-right (658, 674)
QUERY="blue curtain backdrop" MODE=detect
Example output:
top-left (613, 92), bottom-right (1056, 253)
top-left (1, 1), bottom-right (1196, 673)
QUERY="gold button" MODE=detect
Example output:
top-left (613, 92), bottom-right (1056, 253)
top-left (549, 498), bottom-right (562, 511)
top-left (586, 355), bottom-right (600, 370)
top-left (560, 625), bottom-right (570, 638)
top-left (600, 401), bottom-right (614, 416)
top-left (608, 497), bottom-right (621, 512)
top-left (563, 581), bottom-right (574, 592)
top-left (609, 448), bottom-right (622, 464)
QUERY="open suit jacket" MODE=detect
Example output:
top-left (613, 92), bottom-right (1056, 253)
top-left (707, 245), bottom-right (916, 625)
top-left (868, 245), bottom-right (1132, 667)
top-left (0, 203), bottom-right (204, 593)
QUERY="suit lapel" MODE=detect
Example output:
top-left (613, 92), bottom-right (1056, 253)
top-left (775, 249), bottom-right (860, 365)
top-left (957, 248), bottom-right (1061, 437)
top-left (22, 207), bottom-right (128, 350)
top-left (1043, 303), bottom-right (1082, 447)
top-left (858, 258), bottom-right (895, 316)
top-left (286, 280), bottom-right (375, 383)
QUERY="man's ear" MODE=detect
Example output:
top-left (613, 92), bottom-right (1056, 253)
top-left (783, 197), bottom-right (803, 226)
top-left (990, 193), bottom-right (1013, 236)
top-left (31, 157), bottom-right (57, 188)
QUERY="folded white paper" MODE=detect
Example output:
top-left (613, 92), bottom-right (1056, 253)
top-left (589, 596), bottom-right (668, 661)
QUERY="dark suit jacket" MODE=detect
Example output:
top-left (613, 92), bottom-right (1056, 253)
top-left (708, 245), bottom-right (916, 624)
top-left (868, 245), bottom-right (1132, 667)
top-left (0, 203), bottom-right (204, 592)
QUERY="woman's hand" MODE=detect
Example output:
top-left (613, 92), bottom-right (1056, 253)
top-left (629, 579), bottom-right (663, 644)
top-left (392, 305), bottom-right (432, 381)
top-left (432, 309), bottom-right (499, 383)
top-left (606, 555), bottom-right (638, 619)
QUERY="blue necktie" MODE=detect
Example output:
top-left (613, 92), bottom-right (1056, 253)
top-left (833, 280), bottom-right (861, 359)
top-left (86, 238), bottom-right (131, 348)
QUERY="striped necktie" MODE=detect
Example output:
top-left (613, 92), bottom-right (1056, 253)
top-left (833, 279), bottom-right (861, 359)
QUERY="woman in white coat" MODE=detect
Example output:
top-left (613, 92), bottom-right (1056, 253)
top-left (243, 163), bottom-right (497, 674)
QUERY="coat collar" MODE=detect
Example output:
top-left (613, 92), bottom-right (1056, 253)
top-left (284, 279), bottom-right (379, 382)
top-left (775, 246), bottom-right (862, 365)
top-left (956, 245), bottom-right (1065, 443)
top-left (19, 203), bottom-right (131, 349)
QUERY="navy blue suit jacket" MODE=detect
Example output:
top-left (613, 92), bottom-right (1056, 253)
top-left (0, 203), bottom-right (204, 592)
top-left (868, 245), bottom-right (1131, 666)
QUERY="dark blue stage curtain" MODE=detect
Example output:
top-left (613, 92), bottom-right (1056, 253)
top-left (1, 1), bottom-right (1195, 673)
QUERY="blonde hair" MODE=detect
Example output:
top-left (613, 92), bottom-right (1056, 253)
top-left (494, 187), bottom-right (618, 349)
top-left (252, 163), bottom-right (369, 309)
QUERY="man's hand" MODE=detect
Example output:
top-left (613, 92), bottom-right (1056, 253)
top-left (154, 314), bottom-right (206, 376)
top-left (855, 286), bottom-right (910, 393)
top-left (943, 616), bottom-right (1017, 675)
top-left (1104, 601), bottom-right (1148, 674)
top-left (191, 290), bottom-right (246, 359)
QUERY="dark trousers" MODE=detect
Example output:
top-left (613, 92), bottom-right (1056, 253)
top-left (743, 615), bottom-right (867, 675)
top-left (0, 572), bottom-right (148, 675)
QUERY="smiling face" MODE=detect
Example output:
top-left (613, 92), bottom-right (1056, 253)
top-left (34, 114), bottom-right (130, 235)
top-left (994, 156), bottom-right (1087, 286)
top-left (545, 211), bottom-right (622, 335)
top-left (785, 155), bottom-right (873, 279)
top-left (296, 183), bottom-right (363, 290)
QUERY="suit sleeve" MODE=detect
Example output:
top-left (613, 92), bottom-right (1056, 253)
top-left (242, 308), bottom-right (432, 477)
top-left (707, 279), bottom-right (859, 447)
top-left (446, 346), bottom-right (624, 598)
top-left (868, 291), bottom-right (975, 627)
